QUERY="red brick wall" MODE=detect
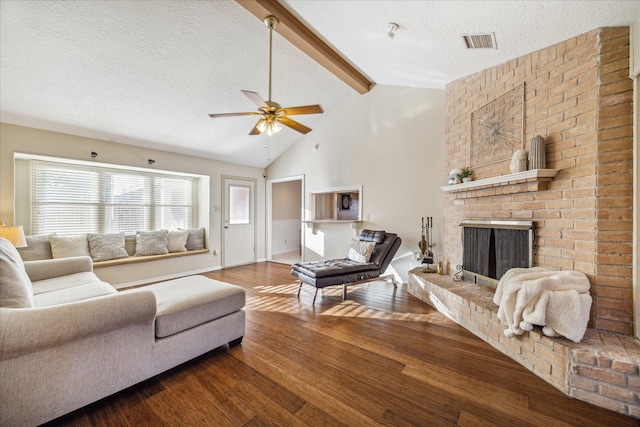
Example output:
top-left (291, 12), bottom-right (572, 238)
top-left (443, 28), bottom-right (634, 335)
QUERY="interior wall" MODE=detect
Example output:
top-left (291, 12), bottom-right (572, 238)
top-left (0, 122), bottom-right (267, 271)
top-left (271, 179), bottom-right (302, 255)
top-left (272, 180), bottom-right (301, 220)
top-left (266, 84), bottom-right (445, 282)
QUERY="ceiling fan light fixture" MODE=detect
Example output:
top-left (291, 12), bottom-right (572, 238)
top-left (256, 116), bottom-right (282, 136)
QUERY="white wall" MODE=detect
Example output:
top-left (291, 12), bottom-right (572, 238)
top-left (271, 219), bottom-right (301, 254)
top-left (0, 122), bottom-right (267, 274)
top-left (271, 180), bottom-right (301, 255)
top-left (266, 84), bottom-right (445, 282)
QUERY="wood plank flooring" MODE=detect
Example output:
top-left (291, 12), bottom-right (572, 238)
top-left (43, 262), bottom-right (636, 426)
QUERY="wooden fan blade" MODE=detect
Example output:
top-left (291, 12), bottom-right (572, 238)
top-left (241, 90), bottom-right (268, 108)
top-left (278, 104), bottom-right (323, 116)
top-left (249, 121), bottom-right (262, 135)
top-left (208, 111), bottom-right (260, 118)
top-left (277, 116), bottom-right (312, 134)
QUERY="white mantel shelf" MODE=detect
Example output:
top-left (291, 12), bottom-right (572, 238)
top-left (440, 169), bottom-right (560, 193)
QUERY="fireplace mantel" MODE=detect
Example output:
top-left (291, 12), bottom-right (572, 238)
top-left (440, 169), bottom-right (559, 193)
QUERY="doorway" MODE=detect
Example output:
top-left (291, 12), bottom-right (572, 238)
top-left (266, 175), bottom-right (304, 265)
top-left (222, 176), bottom-right (256, 267)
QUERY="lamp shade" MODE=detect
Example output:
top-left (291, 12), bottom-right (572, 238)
top-left (0, 225), bottom-right (27, 248)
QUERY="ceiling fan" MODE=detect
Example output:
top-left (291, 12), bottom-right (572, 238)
top-left (208, 16), bottom-right (323, 136)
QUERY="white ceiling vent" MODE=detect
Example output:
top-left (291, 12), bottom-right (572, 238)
top-left (461, 33), bottom-right (497, 49)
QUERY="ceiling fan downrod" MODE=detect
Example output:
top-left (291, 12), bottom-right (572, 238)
top-left (264, 16), bottom-right (279, 103)
top-left (207, 14), bottom-right (322, 136)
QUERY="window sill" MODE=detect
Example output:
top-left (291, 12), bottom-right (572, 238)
top-left (93, 249), bottom-right (209, 268)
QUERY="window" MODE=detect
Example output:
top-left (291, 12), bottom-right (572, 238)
top-left (228, 184), bottom-right (251, 225)
top-left (29, 160), bottom-right (195, 235)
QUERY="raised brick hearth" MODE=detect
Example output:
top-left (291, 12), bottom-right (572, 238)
top-left (408, 270), bottom-right (640, 418)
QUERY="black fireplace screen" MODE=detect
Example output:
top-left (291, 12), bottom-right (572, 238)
top-left (462, 223), bottom-right (532, 281)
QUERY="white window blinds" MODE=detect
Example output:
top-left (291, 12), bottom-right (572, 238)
top-left (31, 160), bottom-right (194, 235)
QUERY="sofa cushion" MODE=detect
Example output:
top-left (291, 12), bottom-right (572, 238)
top-left (50, 234), bottom-right (91, 259)
top-left (135, 230), bottom-right (169, 256)
top-left (33, 281), bottom-right (117, 307)
top-left (345, 238), bottom-right (376, 263)
top-left (359, 229), bottom-right (386, 243)
top-left (31, 272), bottom-right (103, 295)
top-left (180, 227), bottom-right (205, 250)
top-left (149, 275), bottom-right (245, 338)
top-left (88, 232), bottom-right (129, 262)
top-left (17, 233), bottom-right (55, 261)
top-left (293, 266), bottom-right (383, 288)
top-left (292, 259), bottom-right (378, 279)
top-left (167, 230), bottom-right (189, 253)
top-left (0, 237), bottom-right (34, 308)
top-left (369, 233), bottom-right (399, 268)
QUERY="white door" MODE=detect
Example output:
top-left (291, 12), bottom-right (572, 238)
top-left (223, 177), bottom-right (256, 267)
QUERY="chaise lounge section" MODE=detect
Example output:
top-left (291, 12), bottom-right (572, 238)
top-left (292, 230), bottom-right (401, 303)
top-left (0, 237), bottom-right (245, 427)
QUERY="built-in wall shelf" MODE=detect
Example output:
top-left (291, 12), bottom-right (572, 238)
top-left (440, 169), bottom-right (560, 193)
top-left (303, 220), bottom-right (362, 235)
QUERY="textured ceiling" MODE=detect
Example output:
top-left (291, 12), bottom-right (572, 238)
top-left (1, 1), bottom-right (638, 168)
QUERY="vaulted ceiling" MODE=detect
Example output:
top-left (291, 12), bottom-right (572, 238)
top-left (1, 1), bottom-right (638, 168)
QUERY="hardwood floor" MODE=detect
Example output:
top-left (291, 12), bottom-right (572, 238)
top-left (44, 262), bottom-right (635, 426)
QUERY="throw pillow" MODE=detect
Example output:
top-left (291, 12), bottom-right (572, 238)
top-left (345, 238), bottom-right (376, 263)
top-left (49, 234), bottom-right (91, 259)
top-left (17, 233), bottom-right (56, 261)
top-left (88, 232), bottom-right (129, 262)
top-left (167, 230), bottom-right (189, 253)
top-left (180, 227), bottom-right (205, 250)
top-left (135, 230), bottom-right (169, 256)
top-left (0, 237), bottom-right (34, 308)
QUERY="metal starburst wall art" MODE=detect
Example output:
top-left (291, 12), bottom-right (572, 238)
top-left (470, 84), bottom-right (524, 170)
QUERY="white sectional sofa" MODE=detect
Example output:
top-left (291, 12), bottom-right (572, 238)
top-left (0, 237), bottom-right (246, 426)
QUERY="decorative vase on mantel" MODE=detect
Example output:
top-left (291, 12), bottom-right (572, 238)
top-left (510, 149), bottom-right (528, 173)
top-left (528, 135), bottom-right (546, 170)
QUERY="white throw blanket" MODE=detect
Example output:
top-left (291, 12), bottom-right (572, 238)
top-left (493, 267), bottom-right (592, 342)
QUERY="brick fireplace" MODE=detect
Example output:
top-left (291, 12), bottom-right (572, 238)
top-left (408, 27), bottom-right (638, 418)
top-left (443, 27), bottom-right (633, 336)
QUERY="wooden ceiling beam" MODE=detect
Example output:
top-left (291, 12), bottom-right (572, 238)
top-left (236, 0), bottom-right (374, 94)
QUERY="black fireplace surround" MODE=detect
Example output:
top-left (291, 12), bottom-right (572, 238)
top-left (460, 220), bottom-right (533, 285)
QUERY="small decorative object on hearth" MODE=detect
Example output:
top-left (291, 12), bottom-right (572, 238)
top-left (453, 264), bottom-right (463, 282)
top-left (457, 166), bottom-right (473, 183)
top-left (528, 135), bottom-right (546, 170)
top-left (510, 149), bottom-right (528, 173)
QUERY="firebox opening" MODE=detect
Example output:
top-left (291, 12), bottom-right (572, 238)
top-left (461, 220), bottom-right (533, 287)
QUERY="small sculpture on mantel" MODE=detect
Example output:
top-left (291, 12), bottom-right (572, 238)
top-left (510, 149), bottom-right (528, 173)
top-left (528, 135), bottom-right (546, 169)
